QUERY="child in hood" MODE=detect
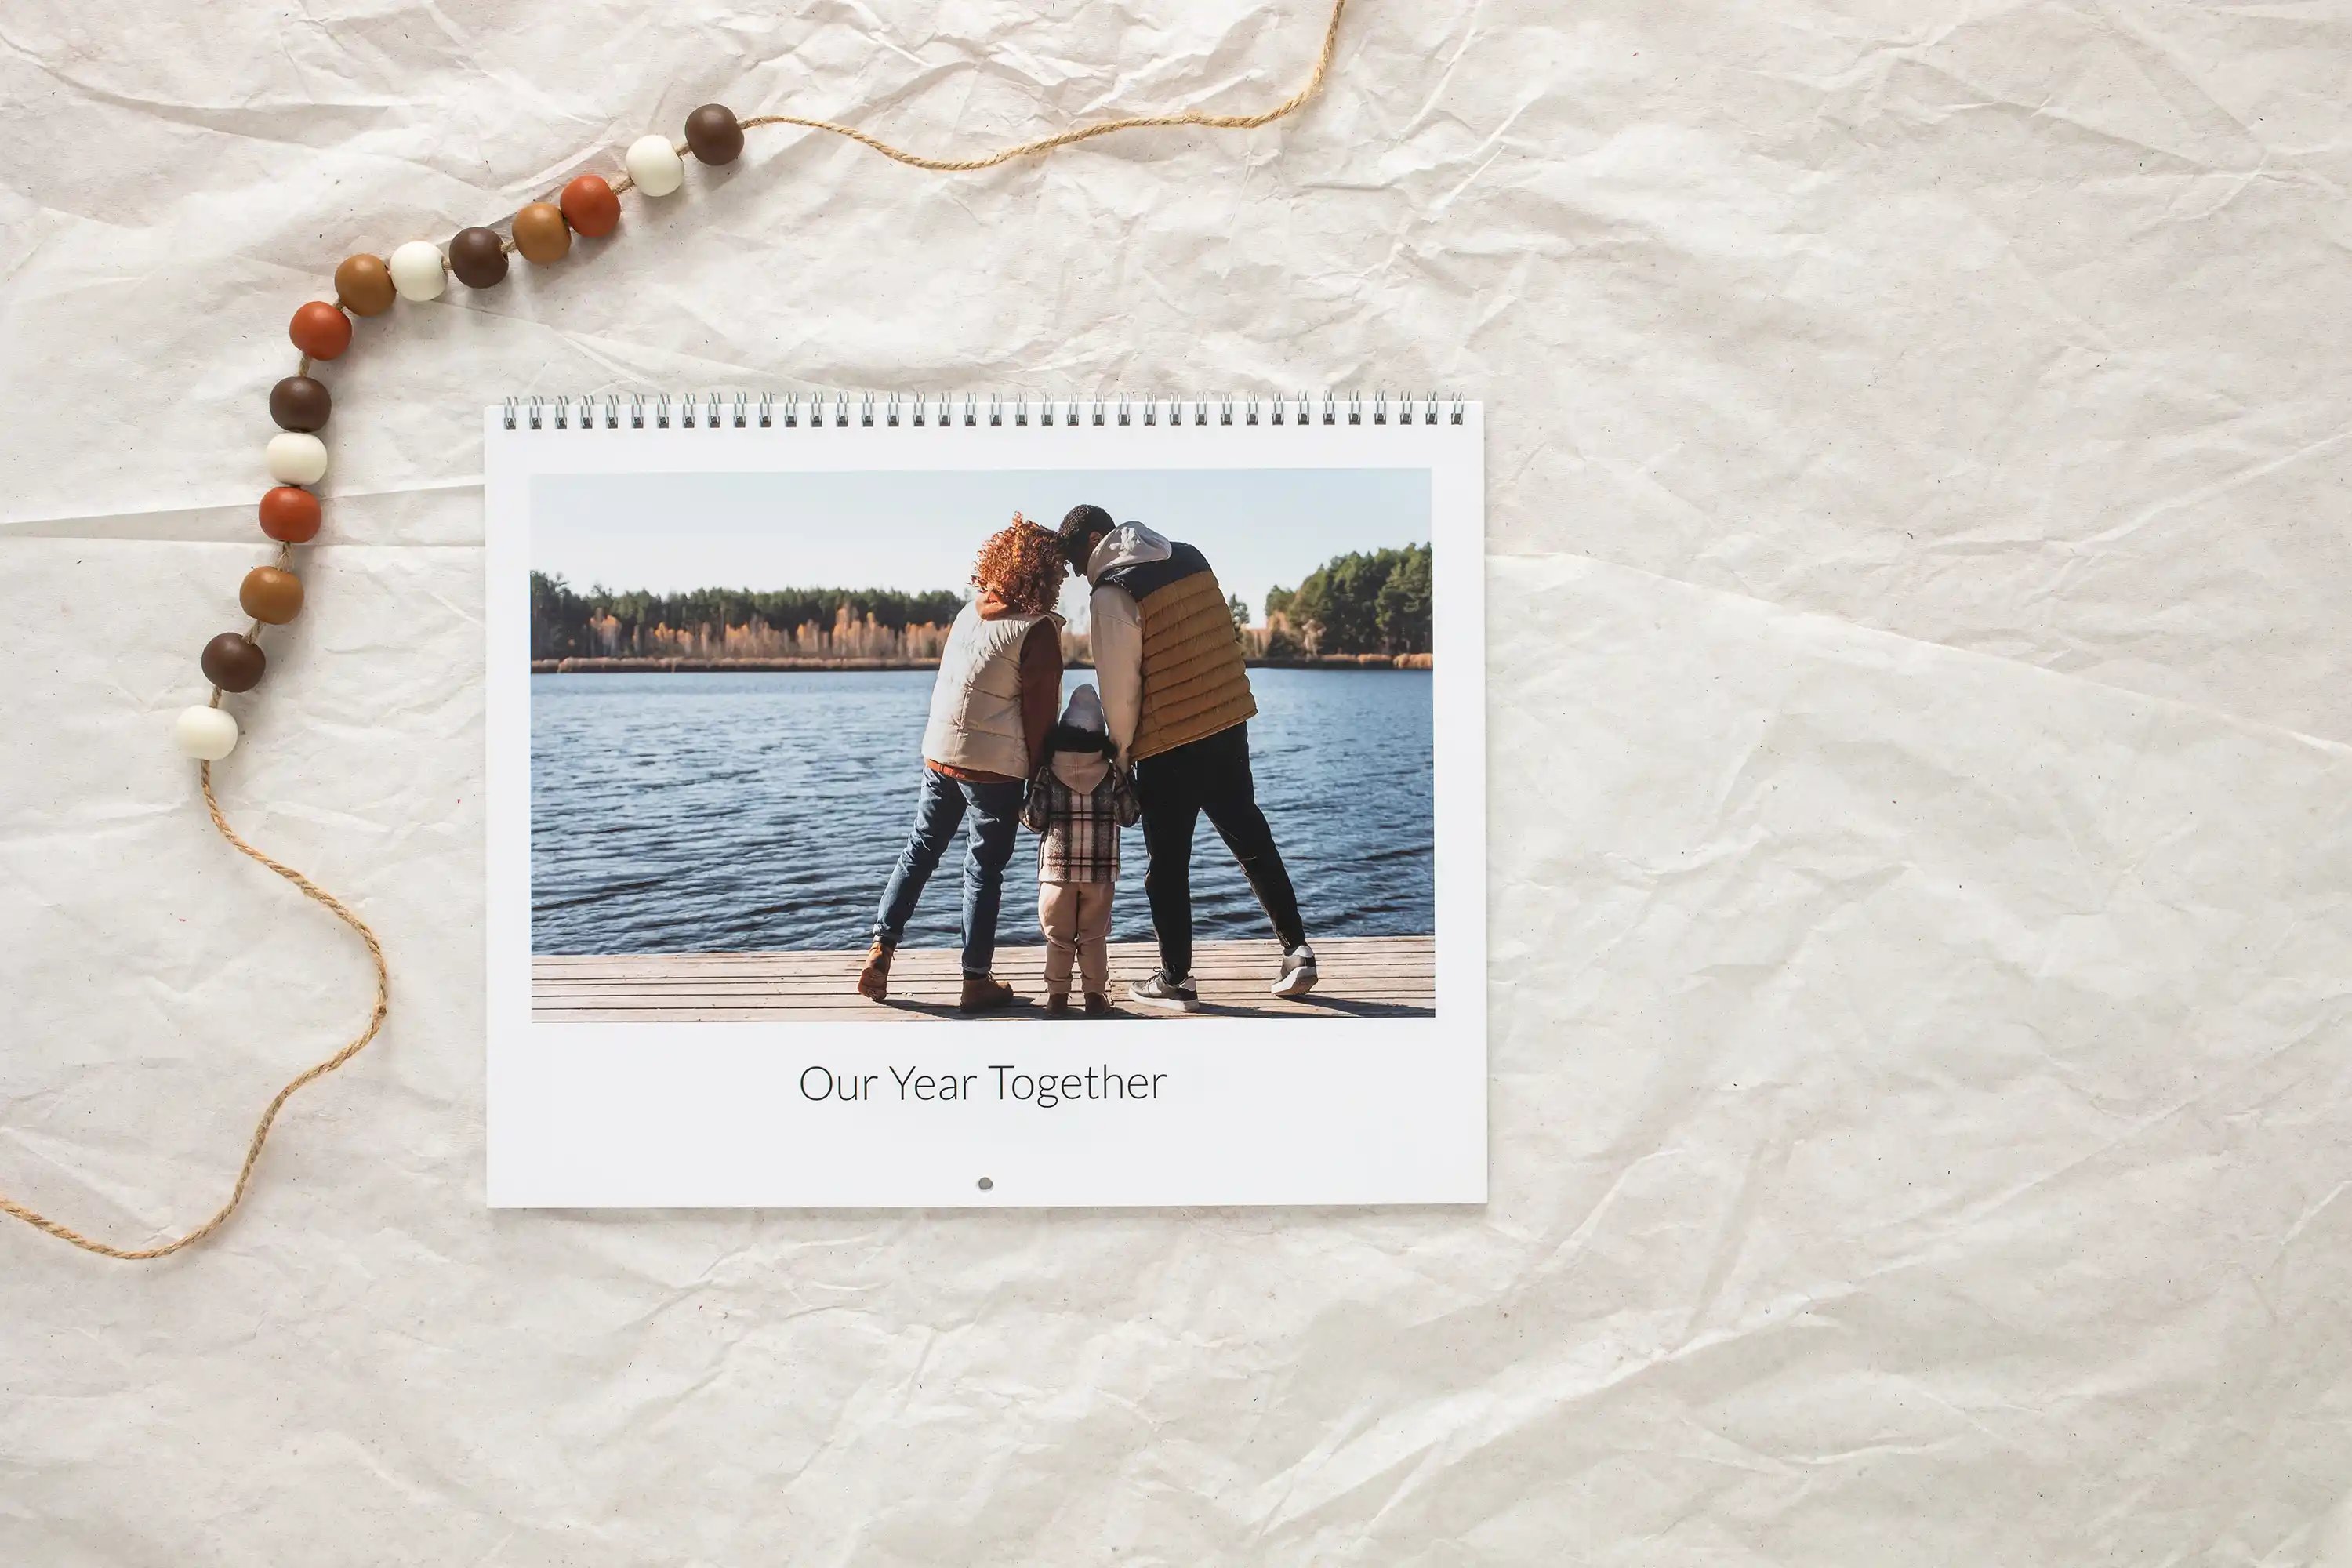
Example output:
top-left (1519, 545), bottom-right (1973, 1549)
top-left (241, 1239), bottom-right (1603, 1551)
top-left (1021, 683), bottom-right (1141, 1014)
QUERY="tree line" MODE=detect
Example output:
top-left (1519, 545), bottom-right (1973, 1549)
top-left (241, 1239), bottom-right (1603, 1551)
top-left (532, 573), bottom-right (967, 660)
top-left (532, 547), bottom-right (1436, 664)
top-left (1262, 543), bottom-right (1433, 656)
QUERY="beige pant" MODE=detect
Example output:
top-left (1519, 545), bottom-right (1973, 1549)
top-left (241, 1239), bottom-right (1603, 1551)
top-left (1039, 881), bottom-right (1115, 996)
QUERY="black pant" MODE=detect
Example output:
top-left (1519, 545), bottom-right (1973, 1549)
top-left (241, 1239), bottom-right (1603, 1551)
top-left (1133, 724), bottom-right (1307, 982)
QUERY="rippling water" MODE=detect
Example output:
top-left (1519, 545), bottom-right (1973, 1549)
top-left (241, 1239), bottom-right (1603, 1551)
top-left (531, 668), bottom-right (1434, 955)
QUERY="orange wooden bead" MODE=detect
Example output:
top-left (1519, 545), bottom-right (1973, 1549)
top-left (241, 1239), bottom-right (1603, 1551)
top-left (560, 175), bottom-right (620, 239)
top-left (258, 486), bottom-right (321, 543)
top-left (334, 254), bottom-right (396, 316)
top-left (511, 202), bottom-right (571, 263)
top-left (240, 565), bottom-right (305, 625)
top-left (289, 301), bottom-right (352, 361)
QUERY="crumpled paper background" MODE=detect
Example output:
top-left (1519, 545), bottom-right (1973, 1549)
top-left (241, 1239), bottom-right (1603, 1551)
top-left (4, 2), bottom-right (2350, 1561)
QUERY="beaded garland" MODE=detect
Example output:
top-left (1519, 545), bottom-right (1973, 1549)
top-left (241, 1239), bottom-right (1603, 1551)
top-left (5, 0), bottom-right (1351, 1261)
top-left (186, 103), bottom-right (755, 765)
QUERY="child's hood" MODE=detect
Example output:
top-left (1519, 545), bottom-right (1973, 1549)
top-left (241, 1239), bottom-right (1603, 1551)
top-left (1051, 684), bottom-right (1112, 792)
top-left (1062, 683), bottom-right (1105, 733)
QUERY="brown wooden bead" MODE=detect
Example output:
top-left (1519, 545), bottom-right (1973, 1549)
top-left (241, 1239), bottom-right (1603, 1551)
top-left (512, 202), bottom-right (571, 264)
top-left (335, 254), bottom-right (396, 317)
top-left (560, 175), bottom-right (620, 238)
top-left (240, 565), bottom-right (305, 625)
top-left (685, 104), bottom-right (743, 165)
top-left (448, 226), bottom-right (509, 289)
top-left (289, 302), bottom-right (352, 361)
top-left (258, 486), bottom-right (321, 543)
top-left (201, 632), bottom-right (267, 693)
top-left (269, 375), bottom-right (331, 432)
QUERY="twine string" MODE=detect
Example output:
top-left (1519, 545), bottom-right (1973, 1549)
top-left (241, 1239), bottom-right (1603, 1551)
top-left (0, 0), bottom-right (1347, 1261)
top-left (733, 0), bottom-right (1348, 174)
top-left (0, 765), bottom-right (390, 1260)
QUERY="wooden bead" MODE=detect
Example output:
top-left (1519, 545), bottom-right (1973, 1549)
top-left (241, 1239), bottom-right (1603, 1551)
top-left (335, 254), bottom-right (396, 317)
top-left (241, 565), bottom-right (305, 625)
top-left (269, 375), bottom-right (331, 432)
top-left (259, 486), bottom-right (321, 543)
top-left (448, 227), bottom-right (509, 288)
top-left (560, 175), bottom-right (620, 238)
top-left (201, 632), bottom-right (267, 693)
top-left (174, 706), bottom-right (238, 761)
top-left (512, 202), bottom-right (571, 263)
top-left (289, 301), bottom-right (352, 360)
top-left (685, 104), bottom-right (743, 165)
top-left (625, 135), bottom-right (683, 197)
top-left (510, 201), bottom-right (569, 263)
top-left (389, 240), bottom-right (446, 301)
top-left (266, 432), bottom-right (328, 485)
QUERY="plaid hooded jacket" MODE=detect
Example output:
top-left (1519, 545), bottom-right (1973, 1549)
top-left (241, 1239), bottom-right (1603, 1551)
top-left (1022, 768), bottom-right (1138, 885)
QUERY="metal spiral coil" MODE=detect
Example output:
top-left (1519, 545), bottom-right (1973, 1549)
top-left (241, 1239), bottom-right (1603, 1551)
top-left (506, 392), bottom-right (1469, 431)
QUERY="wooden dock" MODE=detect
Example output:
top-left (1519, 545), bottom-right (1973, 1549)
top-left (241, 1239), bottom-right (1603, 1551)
top-left (532, 935), bottom-right (1434, 1022)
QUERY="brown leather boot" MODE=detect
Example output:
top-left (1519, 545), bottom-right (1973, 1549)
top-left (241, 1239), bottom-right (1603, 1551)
top-left (856, 941), bottom-right (893, 1001)
top-left (959, 973), bottom-right (1015, 1012)
top-left (1083, 993), bottom-right (1115, 1017)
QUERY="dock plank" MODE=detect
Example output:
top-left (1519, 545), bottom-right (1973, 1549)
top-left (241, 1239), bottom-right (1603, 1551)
top-left (532, 935), bottom-right (1436, 1022)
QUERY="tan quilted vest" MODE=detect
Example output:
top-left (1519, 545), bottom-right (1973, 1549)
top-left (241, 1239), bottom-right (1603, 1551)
top-left (1100, 543), bottom-right (1258, 761)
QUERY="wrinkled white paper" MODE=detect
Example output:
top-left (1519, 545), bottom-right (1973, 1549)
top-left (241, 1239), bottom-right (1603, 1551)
top-left (2, 2), bottom-right (2348, 1562)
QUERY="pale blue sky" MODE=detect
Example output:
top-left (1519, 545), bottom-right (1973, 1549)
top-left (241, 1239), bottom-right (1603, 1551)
top-left (532, 467), bottom-right (1431, 625)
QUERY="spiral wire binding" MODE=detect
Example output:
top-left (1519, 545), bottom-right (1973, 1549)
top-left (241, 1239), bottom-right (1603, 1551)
top-left (505, 392), bottom-right (1468, 432)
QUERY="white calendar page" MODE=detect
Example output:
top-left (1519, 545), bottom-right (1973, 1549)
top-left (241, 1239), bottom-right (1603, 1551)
top-left (483, 397), bottom-right (1485, 1207)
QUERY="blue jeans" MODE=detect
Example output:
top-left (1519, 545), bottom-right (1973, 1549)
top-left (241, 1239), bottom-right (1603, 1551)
top-left (871, 768), bottom-right (1026, 976)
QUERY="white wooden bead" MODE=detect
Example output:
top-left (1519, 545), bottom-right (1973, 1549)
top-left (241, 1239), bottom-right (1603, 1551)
top-left (625, 135), bottom-right (684, 197)
top-left (388, 240), bottom-right (447, 301)
top-left (173, 706), bottom-right (239, 760)
top-left (266, 431), bottom-right (328, 485)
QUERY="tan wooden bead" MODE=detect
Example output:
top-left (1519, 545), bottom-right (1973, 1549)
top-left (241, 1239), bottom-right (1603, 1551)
top-left (334, 254), bottom-right (396, 316)
top-left (512, 202), bottom-right (571, 263)
top-left (240, 565), bottom-right (305, 625)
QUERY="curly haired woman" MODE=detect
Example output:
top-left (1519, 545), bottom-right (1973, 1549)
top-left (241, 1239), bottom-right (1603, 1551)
top-left (861, 516), bottom-right (1067, 1011)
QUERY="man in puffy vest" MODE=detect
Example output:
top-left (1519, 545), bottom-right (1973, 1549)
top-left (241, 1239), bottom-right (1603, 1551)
top-left (1058, 504), bottom-right (1317, 1010)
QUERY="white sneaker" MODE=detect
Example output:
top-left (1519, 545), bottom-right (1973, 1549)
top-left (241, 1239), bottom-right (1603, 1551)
top-left (1271, 944), bottom-right (1318, 998)
top-left (1128, 972), bottom-right (1201, 1013)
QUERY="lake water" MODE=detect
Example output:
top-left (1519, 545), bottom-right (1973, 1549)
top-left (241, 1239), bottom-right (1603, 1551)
top-left (531, 668), bottom-right (1433, 955)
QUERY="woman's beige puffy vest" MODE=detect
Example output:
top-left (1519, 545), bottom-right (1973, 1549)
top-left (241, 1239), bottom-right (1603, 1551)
top-left (921, 602), bottom-right (1050, 777)
top-left (1097, 543), bottom-right (1257, 760)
